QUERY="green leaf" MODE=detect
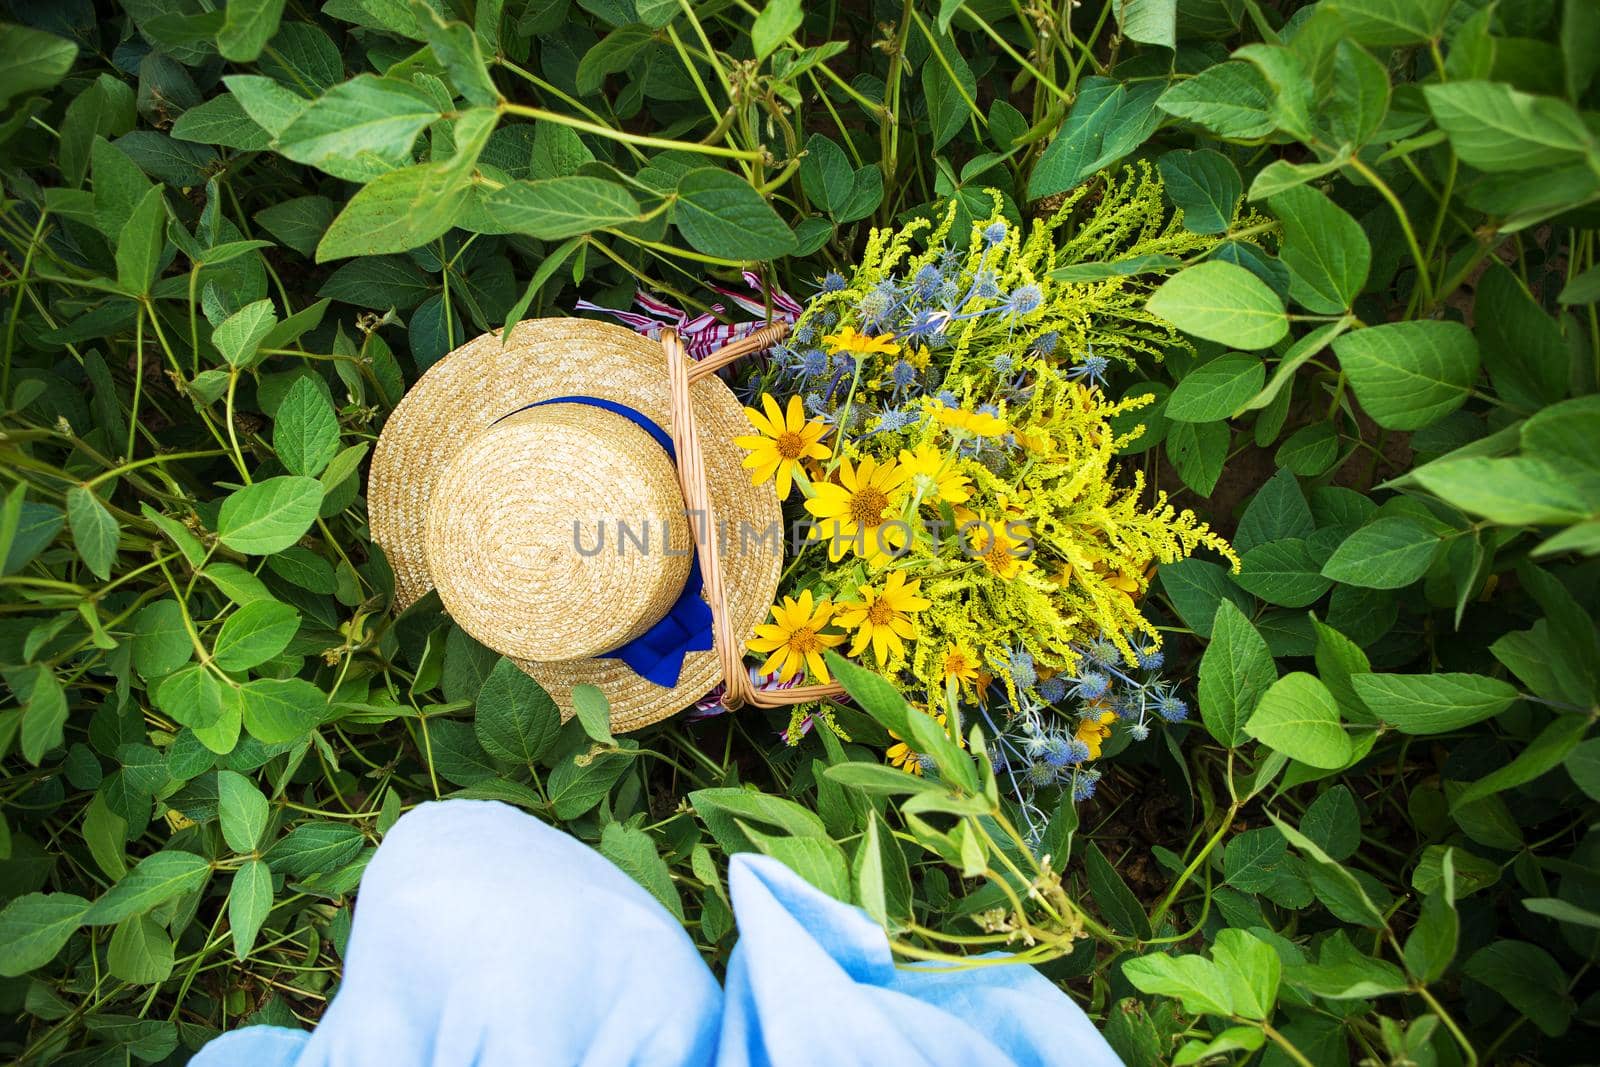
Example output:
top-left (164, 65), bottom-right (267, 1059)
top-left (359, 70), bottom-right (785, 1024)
top-left (1270, 185), bottom-right (1369, 313)
top-left (1424, 81), bottom-right (1598, 174)
top-left (1452, 714), bottom-right (1590, 809)
top-left (116, 186), bottom-right (167, 296)
top-left (1211, 928), bottom-right (1280, 1021)
top-left (547, 746), bottom-right (634, 819)
top-left (672, 168), bottom-right (796, 261)
top-left (1321, 517), bottom-right (1441, 589)
top-left (154, 664), bottom-right (226, 732)
top-left (1147, 261), bottom-right (1288, 350)
top-left (0, 23), bottom-right (78, 109)
top-left (570, 683), bottom-right (615, 746)
top-left (274, 377), bottom-right (340, 477)
top-left (799, 133), bottom-right (853, 216)
top-left (316, 108), bottom-right (494, 260)
top-left (1157, 149), bottom-right (1240, 235)
top-left (267, 822), bottom-right (364, 878)
top-left (1412, 456), bottom-right (1597, 526)
top-left (21, 667), bottom-right (67, 765)
top-left (0, 893), bottom-right (90, 976)
top-left (1085, 843), bottom-right (1153, 939)
top-left (1348, 673), bottom-right (1517, 735)
top-left (212, 299), bottom-right (278, 368)
top-left (1567, 737), bottom-right (1600, 801)
top-left (84, 851), bottom-right (211, 925)
top-left (1123, 952), bottom-right (1234, 1018)
top-left (1322, 40), bottom-right (1389, 147)
top-left (1165, 420), bottom-right (1229, 495)
top-left (276, 75), bottom-right (441, 181)
top-left (1029, 79), bottom-right (1162, 197)
top-left (66, 486), bottom-right (119, 581)
top-left (217, 476), bottom-right (325, 554)
top-left (1404, 887), bottom-right (1458, 982)
top-left (478, 176), bottom-right (641, 239)
top-left (132, 599), bottom-right (192, 679)
top-left (1300, 785), bottom-right (1360, 861)
top-left (1234, 538), bottom-right (1333, 608)
top-left (1156, 62), bottom-right (1275, 140)
top-left (1165, 353), bottom-right (1264, 421)
top-left (229, 859), bottom-right (273, 960)
top-left (218, 770), bottom-right (271, 853)
top-left (1198, 600), bottom-right (1276, 748)
top-left (107, 914), bottom-right (175, 984)
top-left (1462, 941), bottom-right (1573, 1036)
top-left (413, 3), bottom-right (499, 106)
top-left (1326, 0), bottom-right (1451, 45)
top-left (1223, 825), bottom-right (1287, 893)
top-left (922, 34), bottom-right (978, 151)
top-left (1331, 320), bottom-right (1479, 430)
top-left (1115, 0), bottom-right (1175, 48)
top-left (213, 599), bottom-right (300, 672)
top-left (825, 761), bottom-right (942, 797)
top-left (238, 677), bottom-right (326, 743)
top-left (473, 657), bottom-right (560, 764)
top-left (598, 822), bottom-right (683, 920)
top-left (751, 0), bottom-right (802, 60)
top-left (218, 0), bottom-right (287, 62)
top-left (1246, 673), bottom-right (1352, 769)
top-left (743, 823), bottom-right (851, 900)
top-left (225, 74), bottom-right (308, 139)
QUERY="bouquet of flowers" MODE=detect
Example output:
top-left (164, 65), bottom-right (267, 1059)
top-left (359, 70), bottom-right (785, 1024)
top-left (735, 165), bottom-right (1241, 813)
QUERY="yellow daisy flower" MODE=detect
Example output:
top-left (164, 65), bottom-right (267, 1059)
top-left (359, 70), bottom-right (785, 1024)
top-left (746, 590), bottom-right (846, 683)
top-left (804, 455), bottom-right (910, 563)
top-left (887, 712), bottom-right (954, 776)
top-left (835, 571), bottom-right (931, 666)
top-left (929, 398), bottom-right (1008, 437)
top-left (734, 393), bottom-right (831, 501)
top-left (898, 443), bottom-right (971, 505)
top-left (940, 641), bottom-right (980, 688)
top-left (967, 519), bottom-right (1033, 580)
top-left (1075, 705), bottom-right (1117, 759)
top-left (822, 326), bottom-right (901, 358)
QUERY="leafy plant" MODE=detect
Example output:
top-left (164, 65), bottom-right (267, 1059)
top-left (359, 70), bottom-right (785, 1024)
top-left (1, 0), bottom-right (1597, 1064)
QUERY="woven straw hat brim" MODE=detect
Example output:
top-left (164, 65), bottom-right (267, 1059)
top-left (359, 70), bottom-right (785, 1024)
top-left (368, 319), bottom-right (781, 732)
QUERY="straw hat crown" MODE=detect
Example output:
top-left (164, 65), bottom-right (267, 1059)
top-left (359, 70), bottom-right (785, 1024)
top-left (424, 403), bottom-right (694, 663)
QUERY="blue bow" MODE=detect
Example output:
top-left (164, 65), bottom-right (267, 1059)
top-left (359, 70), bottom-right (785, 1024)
top-left (496, 396), bottom-right (713, 688)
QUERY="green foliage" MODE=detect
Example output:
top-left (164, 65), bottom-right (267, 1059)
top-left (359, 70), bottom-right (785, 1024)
top-left (1, 0), bottom-right (1598, 1064)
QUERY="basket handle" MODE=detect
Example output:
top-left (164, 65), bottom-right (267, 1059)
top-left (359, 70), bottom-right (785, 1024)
top-left (662, 326), bottom-right (847, 711)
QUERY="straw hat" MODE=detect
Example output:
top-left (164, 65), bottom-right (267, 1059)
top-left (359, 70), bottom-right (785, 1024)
top-left (367, 319), bottom-right (783, 732)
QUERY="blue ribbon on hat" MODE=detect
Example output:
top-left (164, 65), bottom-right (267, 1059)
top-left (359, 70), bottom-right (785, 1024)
top-left (493, 396), bottom-right (713, 688)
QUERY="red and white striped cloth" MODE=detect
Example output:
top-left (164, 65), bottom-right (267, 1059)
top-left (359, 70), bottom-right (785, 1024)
top-left (576, 272), bottom-right (803, 360)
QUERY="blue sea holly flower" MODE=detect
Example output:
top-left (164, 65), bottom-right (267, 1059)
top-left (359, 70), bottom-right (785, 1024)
top-left (902, 308), bottom-right (948, 345)
top-left (874, 406), bottom-right (919, 432)
top-left (890, 359), bottom-right (917, 388)
top-left (1007, 648), bottom-right (1037, 690)
top-left (916, 753), bottom-right (939, 775)
top-left (799, 347), bottom-right (829, 377)
top-left (972, 271), bottom-right (1000, 300)
top-left (913, 263), bottom-right (943, 297)
top-left (1081, 636), bottom-right (1119, 667)
top-left (1067, 352), bottom-right (1111, 388)
top-left (1026, 760), bottom-right (1057, 787)
top-left (792, 321), bottom-right (817, 345)
top-left (935, 389), bottom-right (961, 408)
top-left (1032, 331), bottom-right (1060, 356)
top-left (856, 288), bottom-right (894, 329)
top-left (1072, 768), bottom-right (1101, 803)
top-left (1127, 719), bottom-right (1151, 742)
top-left (1156, 693), bottom-right (1189, 723)
top-left (1044, 735), bottom-right (1090, 768)
top-left (1135, 641), bottom-right (1164, 670)
top-left (983, 220), bottom-right (1007, 245)
top-left (1074, 671), bottom-right (1110, 700)
top-left (1006, 284), bottom-right (1043, 318)
top-left (937, 279), bottom-right (963, 307)
top-left (937, 247), bottom-right (963, 273)
top-left (1037, 676), bottom-right (1067, 704)
top-left (820, 271), bottom-right (847, 293)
